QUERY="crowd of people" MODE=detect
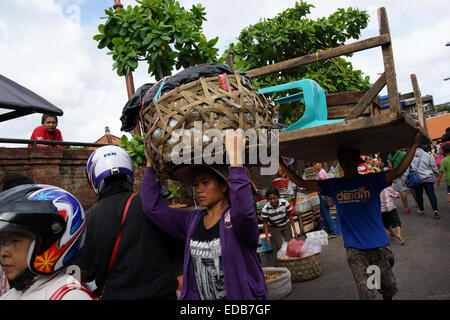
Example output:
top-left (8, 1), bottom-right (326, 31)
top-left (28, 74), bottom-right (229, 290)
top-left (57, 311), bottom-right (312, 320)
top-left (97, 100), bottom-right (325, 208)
top-left (0, 118), bottom-right (448, 301)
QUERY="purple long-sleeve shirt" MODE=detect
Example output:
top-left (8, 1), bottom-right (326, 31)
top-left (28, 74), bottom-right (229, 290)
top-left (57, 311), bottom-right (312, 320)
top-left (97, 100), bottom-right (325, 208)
top-left (141, 166), bottom-right (268, 300)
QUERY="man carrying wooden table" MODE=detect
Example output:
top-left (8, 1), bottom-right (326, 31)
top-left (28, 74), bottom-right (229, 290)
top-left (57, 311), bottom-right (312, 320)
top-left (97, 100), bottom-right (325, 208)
top-left (279, 123), bottom-right (423, 300)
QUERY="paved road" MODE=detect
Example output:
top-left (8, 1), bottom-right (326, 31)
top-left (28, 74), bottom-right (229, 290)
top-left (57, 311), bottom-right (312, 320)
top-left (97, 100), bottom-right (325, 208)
top-left (275, 183), bottom-right (450, 300)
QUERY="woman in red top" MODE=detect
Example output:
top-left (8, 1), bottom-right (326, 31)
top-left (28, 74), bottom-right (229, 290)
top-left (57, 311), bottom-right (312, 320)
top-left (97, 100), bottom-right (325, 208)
top-left (29, 114), bottom-right (63, 148)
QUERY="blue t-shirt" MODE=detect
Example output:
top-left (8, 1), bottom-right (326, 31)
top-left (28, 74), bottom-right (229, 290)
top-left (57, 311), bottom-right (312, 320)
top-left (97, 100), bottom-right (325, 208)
top-left (318, 172), bottom-right (389, 249)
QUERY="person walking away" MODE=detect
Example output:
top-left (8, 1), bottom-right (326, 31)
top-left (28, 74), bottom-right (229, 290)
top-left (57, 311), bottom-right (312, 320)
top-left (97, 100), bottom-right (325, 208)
top-left (77, 145), bottom-right (178, 300)
top-left (279, 123), bottom-right (423, 300)
top-left (388, 150), bottom-right (416, 214)
top-left (436, 143), bottom-right (450, 207)
top-left (380, 186), bottom-right (404, 245)
top-left (261, 187), bottom-right (298, 251)
top-left (402, 146), bottom-right (440, 219)
top-left (436, 141), bottom-right (450, 169)
top-left (313, 162), bottom-right (340, 239)
top-left (0, 184), bottom-right (91, 300)
top-left (28, 114), bottom-right (64, 148)
top-left (334, 162), bottom-right (343, 178)
top-left (141, 129), bottom-right (267, 300)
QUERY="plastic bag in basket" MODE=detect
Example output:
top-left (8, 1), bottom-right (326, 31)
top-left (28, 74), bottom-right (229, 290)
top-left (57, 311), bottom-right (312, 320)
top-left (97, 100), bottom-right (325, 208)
top-left (277, 241), bottom-right (288, 260)
top-left (286, 239), bottom-right (305, 258)
top-left (306, 230), bottom-right (328, 246)
top-left (301, 238), bottom-right (322, 258)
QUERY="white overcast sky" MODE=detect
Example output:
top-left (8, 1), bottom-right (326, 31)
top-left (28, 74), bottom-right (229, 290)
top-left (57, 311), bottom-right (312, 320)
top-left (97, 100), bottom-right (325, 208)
top-left (1, 0), bottom-right (449, 147)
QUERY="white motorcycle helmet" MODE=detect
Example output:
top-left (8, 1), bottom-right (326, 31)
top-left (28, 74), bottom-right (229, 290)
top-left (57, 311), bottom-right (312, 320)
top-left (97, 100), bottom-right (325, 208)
top-left (86, 145), bottom-right (134, 194)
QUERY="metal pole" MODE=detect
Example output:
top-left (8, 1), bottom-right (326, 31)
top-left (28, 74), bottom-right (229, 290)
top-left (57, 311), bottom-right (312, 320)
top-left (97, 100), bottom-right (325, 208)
top-left (0, 138), bottom-right (110, 148)
top-left (113, 0), bottom-right (141, 136)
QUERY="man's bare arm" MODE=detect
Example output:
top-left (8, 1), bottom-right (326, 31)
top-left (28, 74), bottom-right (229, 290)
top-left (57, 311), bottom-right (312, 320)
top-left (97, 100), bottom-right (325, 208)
top-left (279, 161), bottom-right (321, 192)
top-left (385, 122), bottom-right (423, 185)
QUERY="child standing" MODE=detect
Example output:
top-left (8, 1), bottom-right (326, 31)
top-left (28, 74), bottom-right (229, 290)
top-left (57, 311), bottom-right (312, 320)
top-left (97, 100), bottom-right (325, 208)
top-left (261, 187), bottom-right (298, 250)
top-left (380, 186), bottom-right (405, 245)
top-left (436, 143), bottom-right (450, 206)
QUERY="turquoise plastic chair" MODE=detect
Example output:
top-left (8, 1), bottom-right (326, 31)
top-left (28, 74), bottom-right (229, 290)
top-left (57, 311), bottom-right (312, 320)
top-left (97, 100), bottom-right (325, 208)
top-left (258, 79), bottom-right (344, 132)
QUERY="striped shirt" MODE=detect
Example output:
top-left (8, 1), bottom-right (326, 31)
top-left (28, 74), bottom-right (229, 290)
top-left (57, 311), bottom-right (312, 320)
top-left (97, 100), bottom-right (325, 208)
top-left (261, 199), bottom-right (293, 227)
top-left (380, 187), bottom-right (400, 212)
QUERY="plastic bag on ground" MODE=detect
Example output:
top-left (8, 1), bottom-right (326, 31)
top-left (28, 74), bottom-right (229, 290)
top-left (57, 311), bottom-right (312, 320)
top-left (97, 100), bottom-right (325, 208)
top-left (301, 238), bottom-right (322, 258)
top-left (286, 239), bottom-right (305, 258)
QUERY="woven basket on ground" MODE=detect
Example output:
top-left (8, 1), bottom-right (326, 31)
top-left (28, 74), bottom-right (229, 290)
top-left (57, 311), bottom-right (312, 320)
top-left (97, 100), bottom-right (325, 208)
top-left (140, 72), bottom-right (276, 179)
top-left (277, 253), bottom-right (321, 282)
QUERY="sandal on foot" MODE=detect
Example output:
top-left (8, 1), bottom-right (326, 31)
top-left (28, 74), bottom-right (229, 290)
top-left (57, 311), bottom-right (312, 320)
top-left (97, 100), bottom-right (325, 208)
top-left (404, 209), bottom-right (410, 214)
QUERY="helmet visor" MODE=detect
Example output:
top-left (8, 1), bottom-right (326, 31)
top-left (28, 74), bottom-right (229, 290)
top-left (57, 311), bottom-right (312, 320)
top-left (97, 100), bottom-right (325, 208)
top-left (0, 220), bottom-right (35, 250)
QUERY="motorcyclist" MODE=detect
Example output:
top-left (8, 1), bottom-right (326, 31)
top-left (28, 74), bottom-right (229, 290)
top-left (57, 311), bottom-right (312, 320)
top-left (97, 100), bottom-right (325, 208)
top-left (0, 184), bottom-right (91, 300)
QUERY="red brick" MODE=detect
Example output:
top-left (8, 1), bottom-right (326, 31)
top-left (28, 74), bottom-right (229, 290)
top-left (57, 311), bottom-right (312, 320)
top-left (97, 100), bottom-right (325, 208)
top-left (0, 148), bottom-right (154, 211)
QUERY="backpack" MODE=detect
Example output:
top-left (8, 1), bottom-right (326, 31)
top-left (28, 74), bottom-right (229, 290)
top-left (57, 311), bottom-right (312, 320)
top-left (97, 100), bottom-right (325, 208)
top-left (405, 155), bottom-right (423, 188)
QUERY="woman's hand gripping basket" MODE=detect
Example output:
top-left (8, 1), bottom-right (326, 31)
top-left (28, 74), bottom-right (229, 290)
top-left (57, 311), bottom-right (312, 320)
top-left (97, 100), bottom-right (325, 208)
top-left (140, 66), bottom-right (277, 179)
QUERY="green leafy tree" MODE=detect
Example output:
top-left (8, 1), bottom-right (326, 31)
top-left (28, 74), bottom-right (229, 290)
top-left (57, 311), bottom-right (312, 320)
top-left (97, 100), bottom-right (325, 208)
top-left (226, 1), bottom-right (371, 125)
top-left (119, 134), bottom-right (145, 168)
top-left (94, 0), bottom-right (219, 80)
top-left (167, 183), bottom-right (181, 200)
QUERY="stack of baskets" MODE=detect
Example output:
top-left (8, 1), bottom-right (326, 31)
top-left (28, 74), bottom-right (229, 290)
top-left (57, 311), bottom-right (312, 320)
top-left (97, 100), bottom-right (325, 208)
top-left (139, 68), bottom-right (276, 179)
top-left (277, 253), bottom-right (322, 282)
top-left (295, 194), bottom-right (312, 214)
top-left (306, 192), bottom-right (320, 207)
top-left (303, 167), bottom-right (318, 180)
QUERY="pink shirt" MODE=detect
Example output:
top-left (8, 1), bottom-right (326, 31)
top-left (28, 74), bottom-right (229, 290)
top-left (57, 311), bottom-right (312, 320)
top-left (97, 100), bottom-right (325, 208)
top-left (316, 169), bottom-right (328, 180)
top-left (380, 187), bottom-right (400, 212)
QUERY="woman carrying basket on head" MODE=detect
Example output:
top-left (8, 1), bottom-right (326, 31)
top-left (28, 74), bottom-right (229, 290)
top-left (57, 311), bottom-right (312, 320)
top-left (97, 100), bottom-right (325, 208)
top-left (141, 129), bottom-right (267, 300)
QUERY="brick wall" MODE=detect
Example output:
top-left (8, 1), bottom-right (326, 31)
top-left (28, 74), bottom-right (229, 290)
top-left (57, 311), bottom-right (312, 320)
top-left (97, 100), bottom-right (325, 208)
top-left (0, 148), bottom-right (146, 211)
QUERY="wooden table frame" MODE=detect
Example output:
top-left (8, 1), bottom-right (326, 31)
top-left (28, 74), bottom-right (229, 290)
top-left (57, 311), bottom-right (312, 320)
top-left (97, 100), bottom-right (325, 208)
top-left (240, 7), bottom-right (431, 161)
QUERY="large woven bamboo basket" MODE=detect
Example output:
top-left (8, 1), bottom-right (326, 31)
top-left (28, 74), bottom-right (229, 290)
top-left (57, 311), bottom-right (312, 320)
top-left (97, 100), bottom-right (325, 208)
top-left (277, 253), bottom-right (321, 282)
top-left (140, 72), bottom-right (276, 179)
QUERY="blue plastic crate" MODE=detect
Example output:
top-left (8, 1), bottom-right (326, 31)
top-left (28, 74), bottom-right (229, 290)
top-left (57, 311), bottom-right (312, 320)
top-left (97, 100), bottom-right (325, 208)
top-left (259, 234), bottom-right (275, 252)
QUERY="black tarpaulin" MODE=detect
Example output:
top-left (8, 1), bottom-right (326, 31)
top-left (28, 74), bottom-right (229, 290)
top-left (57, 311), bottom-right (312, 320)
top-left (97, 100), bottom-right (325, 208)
top-left (0, 74), bottom-right (63, 122)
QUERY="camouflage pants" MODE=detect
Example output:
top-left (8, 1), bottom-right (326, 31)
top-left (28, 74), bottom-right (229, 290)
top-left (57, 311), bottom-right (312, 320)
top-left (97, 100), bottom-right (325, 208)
top-left (346, 246), bottom-right (398, 300)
